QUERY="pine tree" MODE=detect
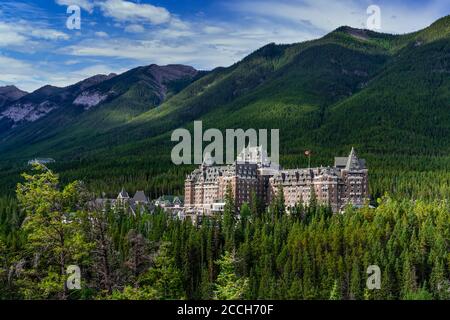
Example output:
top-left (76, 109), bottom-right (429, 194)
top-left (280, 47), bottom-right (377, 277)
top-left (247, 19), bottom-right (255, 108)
top-left (240, 202), bottom-right (251, 222)
top-left (82, 207), bottom-right (118, 294)
top-left (223, 184), bottom-right (236, 251)
top-left (401, 252), bottom-right (417, 299)
top-left (249, 190), bottom-right (260, 219)
top-left (270, 185), bottom-right (285, 219)
top-left (329, 280), bottom-right (341, 300)
top-left (349, 261), bottom-right (361, 300)
top-left (16, 164), bottom-right (92, 299)
top-left (199, 267), bottom-right (214, 299)
top-left (125, 229), bottom-right (152, 285)
top-left (214, 251), bottom-right (249, 300)
top-left (140, 242), bottom-right (185, 300)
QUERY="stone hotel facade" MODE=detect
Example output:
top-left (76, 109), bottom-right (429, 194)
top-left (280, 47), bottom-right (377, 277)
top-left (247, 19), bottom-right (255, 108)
top-left (184, 147), bottom-right (369, 214)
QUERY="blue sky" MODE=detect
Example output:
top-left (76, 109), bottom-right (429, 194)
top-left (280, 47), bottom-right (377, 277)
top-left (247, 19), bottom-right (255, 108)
top-left (0, 0), bottom-right (449, 92)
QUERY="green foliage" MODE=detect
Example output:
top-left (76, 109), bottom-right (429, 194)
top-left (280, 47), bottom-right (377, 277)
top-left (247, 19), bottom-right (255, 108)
top-left (0, 165), bottom-right (450, 300)
top-left (3, 16), bottom-right (450, 298)
top-left (2, 17), bottom-right (450, 201)
top-left (269, 185), bottom-right (286, 219)
top-left (329, 280), bottom-right (341, 300)
top-left (214, 251), bottom-right (249, 300)
top-left (106, 286), bottom-right (158, 300)
top-left (403, 286), bottom-right (434, 300)
top-left (139, 242), bottom-right (185, 300)
top-left (15, 164), bottom-right (92, 299)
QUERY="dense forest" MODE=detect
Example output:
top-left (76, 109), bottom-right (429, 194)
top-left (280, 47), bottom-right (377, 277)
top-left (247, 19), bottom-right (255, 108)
top-left (0, 164), bottom-right (448, 300)
top-left (2, 17), bottom-right (450, 201)
top-left (1, 16), bottom-right (450, 300)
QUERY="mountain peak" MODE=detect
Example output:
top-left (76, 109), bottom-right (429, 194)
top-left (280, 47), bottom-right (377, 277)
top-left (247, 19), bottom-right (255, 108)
top-left (35, 85), bottom-right (61, 94)
top-left (332, 25), bottom-right (381, 41)
top-left (146, 64), bottom-right (197, 73)
top-left (0, 85), bottom-right (28, 106)
top-left (0, 85), bottom-right (28, 97)
top-left (144, 64), bottom-right (198, 83)
top-left (72, 73), bottom-right (117, 92)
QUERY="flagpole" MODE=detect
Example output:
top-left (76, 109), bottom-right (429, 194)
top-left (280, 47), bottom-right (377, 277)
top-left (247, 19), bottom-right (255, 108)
top-left (305, 150), bottom-right (311, 169)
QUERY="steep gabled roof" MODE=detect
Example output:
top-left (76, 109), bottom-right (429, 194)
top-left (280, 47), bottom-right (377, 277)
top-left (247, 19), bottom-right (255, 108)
top-left (345, 147), bottom-right (363, 170)
top-left (334, 148), bottom-right (366, 170)
top-left (118, 188), bottom-right (129, 199)
top-left (133, 190), bottom-right (148, 202)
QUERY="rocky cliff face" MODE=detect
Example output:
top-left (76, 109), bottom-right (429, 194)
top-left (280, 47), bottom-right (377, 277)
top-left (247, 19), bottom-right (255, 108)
top-left (0, 64), bottom-right (199, 131)
top-left (0, 75), bottom-right (116, 125)
top-left (139, 64), bottom-right (198, 103)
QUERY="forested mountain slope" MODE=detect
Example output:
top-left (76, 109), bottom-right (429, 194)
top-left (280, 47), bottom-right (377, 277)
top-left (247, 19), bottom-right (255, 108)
top-left (1, 16), bottom-right (450, 198)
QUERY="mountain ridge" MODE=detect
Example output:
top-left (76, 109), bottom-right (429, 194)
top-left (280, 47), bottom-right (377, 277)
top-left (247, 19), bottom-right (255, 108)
top-left (1, 17), bottom-right (450, 196)
top-left (0, 85), bottom-right (28, 109)
top-left (0, 64), bottom-right (200, 136)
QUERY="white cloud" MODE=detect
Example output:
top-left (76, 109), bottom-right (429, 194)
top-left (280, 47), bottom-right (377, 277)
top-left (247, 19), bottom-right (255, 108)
top-left (30, 28), bottom-right (69, 41)
top-left (229, 0), bottom-right (448, 35)
top-left (157, 18), bottom-right (194, 38)
top-left (0, 55), bottom-right (43, 91)
top-left (0, 55), bottom-right (33, 77)
top-left (6, 0), bottom-right (450, 92)
top-left (203, 26), bottom-right (227, 34)
top-left (230, 0), bottom-right (364, 33)
top-left (64, 59), bottom-right (82, 65)
top-left (124, 24), bottom-right (145, 33)
top-left (99, 0), bottom-right (171, 25)
top-left (0, 21), bottom-right (69, 48)
top-left (0, 22), bottom-right (27, 46)
top-left (63, 38), bottom-right (222, 69)
top-left (0, 53), bottom-right (125, 92)
top-left (55, 0), bottom-right (95, 13)
top-left (60, 15), bottom-right (317, 70)
top-left (73, 64), bottom-right (126, 78)
top-left (95, 31), bottom-right (109, 37)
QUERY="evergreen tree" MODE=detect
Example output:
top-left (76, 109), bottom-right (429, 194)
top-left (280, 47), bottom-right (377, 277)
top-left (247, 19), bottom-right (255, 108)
top-left (140, 242), bottom-right (185, 299)
top-left (214, 251), bottom-right (248, 300)
top-left (329, 280), bottom-right (341, 300)
top-left (223, 184), bottom-right (236, 252)
top-left (16, 164), bottom-right (92, 299)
